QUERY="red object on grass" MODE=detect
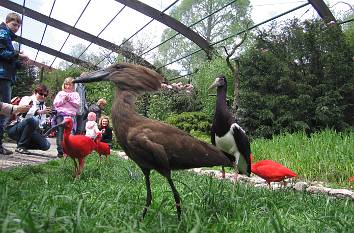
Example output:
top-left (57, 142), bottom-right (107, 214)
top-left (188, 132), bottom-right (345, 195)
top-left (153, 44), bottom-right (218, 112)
top-left (250, 154), bottom-right (297, 186)
top-left (95, 132), bottom-right (110, 160)
top-left (61, 118), bottom-right (97, 176)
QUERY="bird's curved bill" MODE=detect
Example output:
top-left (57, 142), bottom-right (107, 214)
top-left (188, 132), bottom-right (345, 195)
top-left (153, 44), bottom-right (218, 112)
top-left (44, 121), bottom-right (66, 137)
top-left (73, 70), bottom-right (110, 83)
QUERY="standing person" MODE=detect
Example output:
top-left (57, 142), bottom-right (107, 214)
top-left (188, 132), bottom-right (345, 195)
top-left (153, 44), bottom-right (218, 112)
top-left (98, 115), bottom-right (113, 148)
top-left (85, 112), bottom-right (100, 140)
top-left (7, 84), bottom-right (51, 154)
top-left (74, 81), bottom-right (88, 134)
top-left (88, 98), bottom-right (107, 123)
top-left (53, 77), bottom-right (80, 157)
top-left (0, 12), bottom-right (29, 155)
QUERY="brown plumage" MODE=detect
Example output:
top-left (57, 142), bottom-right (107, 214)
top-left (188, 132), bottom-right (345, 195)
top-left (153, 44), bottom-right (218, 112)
top-left (73, 63), bottom-right (234, 219)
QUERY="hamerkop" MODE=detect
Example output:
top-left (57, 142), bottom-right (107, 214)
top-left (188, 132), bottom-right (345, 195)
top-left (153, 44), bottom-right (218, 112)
top-left (73, 63), bottom-right (234, 219)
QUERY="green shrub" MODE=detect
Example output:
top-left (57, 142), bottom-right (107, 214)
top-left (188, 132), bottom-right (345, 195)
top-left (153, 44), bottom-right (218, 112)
top-left (165, 112), bottom-right (211, 133)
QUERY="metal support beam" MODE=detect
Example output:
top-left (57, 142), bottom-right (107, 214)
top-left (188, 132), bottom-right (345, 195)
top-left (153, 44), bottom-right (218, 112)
top-left (28, 59), bottom-right (56, 71)
top-left (114, 0), bottom-right (211, 56)
top-left (0, 0), bottom-right (155, 69)
top-left (308, 0), bottom-right (336, 23)
top-left (16, 36), bottom-right (98, 69)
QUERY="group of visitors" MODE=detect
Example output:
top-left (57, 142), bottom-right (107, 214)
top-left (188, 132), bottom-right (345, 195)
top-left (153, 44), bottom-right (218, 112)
top-left (0, 12), bottom-right (113, 157)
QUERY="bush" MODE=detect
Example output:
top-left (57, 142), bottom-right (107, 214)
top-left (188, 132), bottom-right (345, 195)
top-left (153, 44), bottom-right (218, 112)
top-left (164, 112), bottom-right (211, 133)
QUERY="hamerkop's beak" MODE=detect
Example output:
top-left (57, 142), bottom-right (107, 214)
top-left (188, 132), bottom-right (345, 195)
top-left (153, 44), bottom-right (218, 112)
top-left (73, 69), bottom-right (110, 83)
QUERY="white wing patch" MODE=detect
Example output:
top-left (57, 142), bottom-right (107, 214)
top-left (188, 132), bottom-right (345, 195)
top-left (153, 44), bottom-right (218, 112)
top-left (215, 127), bottom-right (241, 164)
top-left (231, 123), bottom-right (245, 134)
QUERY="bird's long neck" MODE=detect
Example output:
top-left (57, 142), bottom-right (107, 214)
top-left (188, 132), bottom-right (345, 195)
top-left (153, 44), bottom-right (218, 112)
top-left (215, 86), bottom-right (228, 114)
top-left (213, 85), bottom-right (232, 136)
top-left (111, 90), bottom-right (142, 148)
top-left (62, 128), bottom-right (71, 146)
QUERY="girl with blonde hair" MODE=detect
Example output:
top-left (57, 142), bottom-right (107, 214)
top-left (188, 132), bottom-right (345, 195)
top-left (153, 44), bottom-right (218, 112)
top-left (52, 77), bottom-right (80, 157)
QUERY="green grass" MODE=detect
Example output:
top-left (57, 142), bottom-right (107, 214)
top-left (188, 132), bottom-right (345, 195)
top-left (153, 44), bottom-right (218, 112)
top-left (252, 129), bottom-right (354, 188)
top-left (0, 129), bottom-right (353, 232)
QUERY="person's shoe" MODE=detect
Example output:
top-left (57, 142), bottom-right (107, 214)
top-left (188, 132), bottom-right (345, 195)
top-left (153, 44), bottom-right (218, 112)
top-left (0, 147), bottom-right (13, 155)
top-left (57, 152), bottom-right (63, 158)
top-left (15, 148), bottom-right (31, 155)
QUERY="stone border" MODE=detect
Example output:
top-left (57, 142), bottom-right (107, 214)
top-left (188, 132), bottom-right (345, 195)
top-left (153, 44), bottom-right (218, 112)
top-left (117, 151), bottom-right (354, 201)
top-left (2, 145), bottom-right (353, 201)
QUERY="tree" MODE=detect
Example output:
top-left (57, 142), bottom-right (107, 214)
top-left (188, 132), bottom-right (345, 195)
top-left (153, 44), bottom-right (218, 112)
top-left (238, 19), bottom-right (354, 138)
top-left (158, 0), bottom-right (252, 72)
top-left (12, 65), bottom-right (38, 97)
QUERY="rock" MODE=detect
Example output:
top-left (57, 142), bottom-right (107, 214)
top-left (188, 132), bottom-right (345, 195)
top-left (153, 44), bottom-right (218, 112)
top-left (328, 189), bottom-right (354, 200)
top-left (294, 182), bottom-right (309, 191)
top-left (306, 186), bottom-right (332, 194)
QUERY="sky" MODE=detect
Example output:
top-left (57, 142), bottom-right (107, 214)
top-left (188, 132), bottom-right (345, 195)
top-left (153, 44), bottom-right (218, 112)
top-left (0, 0), bottom-right (353, 70)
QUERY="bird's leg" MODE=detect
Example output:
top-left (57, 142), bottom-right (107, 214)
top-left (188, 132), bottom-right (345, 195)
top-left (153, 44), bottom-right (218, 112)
top-left (77, 158), bottom-right (85, 177)
top-left (72, 158), bottom-right (78, 176)
top-left (267, 182), bottom-right (273, 190)
top-left (233, 162), bottom-right (239, 181)
top-left (167, 175), bottom-right (181, 220)
top-left (282, 180), bottom-right (288, 188)
top-left (221, 166), bottom-right (226, 179)
top-left (142, 169), bottom-right (152, 219)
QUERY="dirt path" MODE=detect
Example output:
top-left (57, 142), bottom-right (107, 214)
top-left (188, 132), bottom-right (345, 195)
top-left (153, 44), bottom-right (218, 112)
top-left (0, 138), bottom-right (57, 170)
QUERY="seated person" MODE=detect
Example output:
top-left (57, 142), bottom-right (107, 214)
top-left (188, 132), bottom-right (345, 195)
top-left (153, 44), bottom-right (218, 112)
top-left (6, 84), bottom-right (52, 154)
top-left (85, 112), bottom-right (100, 140)
top-left (98, 115), bottom-right (113, 148)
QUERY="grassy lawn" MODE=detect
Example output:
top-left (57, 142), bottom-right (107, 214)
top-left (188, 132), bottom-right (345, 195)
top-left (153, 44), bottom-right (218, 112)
top-left (0, 129), bottom-right (353, 232)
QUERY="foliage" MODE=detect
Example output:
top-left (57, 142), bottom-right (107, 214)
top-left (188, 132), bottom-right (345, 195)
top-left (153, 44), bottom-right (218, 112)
top-left (137, 88), bottom-right (202, 121)
top-left (193, 57), bottom-right (233, 116)
top-left (238, 19), bottom-right (354, 138)
top-left (164, 111), bottom-right (211, 133)
top-left (158, 0), bottom-right (252, 72)
top-left (189, 129), bottom-right (211, 143)
top-left (12, 66), bottom-right (38, 97)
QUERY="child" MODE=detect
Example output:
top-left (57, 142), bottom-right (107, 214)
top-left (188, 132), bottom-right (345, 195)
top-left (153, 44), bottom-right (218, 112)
top-left (53, 77), bottom-right (80, 157)
top-left (85, 112), bottom-right (100, 140)
top-left (98, 115), bottom-right (113, 148)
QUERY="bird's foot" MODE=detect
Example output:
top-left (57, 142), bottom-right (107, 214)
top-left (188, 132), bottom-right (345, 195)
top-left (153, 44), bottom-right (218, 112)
top-left (141, 207), bottom-right (149, 220)
top-left (218, 171), bottom-right (226, 179)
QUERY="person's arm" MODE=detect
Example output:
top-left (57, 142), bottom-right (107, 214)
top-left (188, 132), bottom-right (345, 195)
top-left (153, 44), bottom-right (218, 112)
top-left (53, 92), bottom-right (67, 107)
top-left (68, 92), bottom-right (80, 109)
top-left (88, 104), bottom-right (99, 113)
top-left (0, 37), bottom-right (19, 61)
top-left (0, 102), bottom-right (30, 116)
top-left (94, 123), bottom-right (100, 135)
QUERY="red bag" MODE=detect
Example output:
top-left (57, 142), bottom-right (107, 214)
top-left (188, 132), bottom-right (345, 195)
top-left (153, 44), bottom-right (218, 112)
top-left (9, 96), bottom-right (21, 121)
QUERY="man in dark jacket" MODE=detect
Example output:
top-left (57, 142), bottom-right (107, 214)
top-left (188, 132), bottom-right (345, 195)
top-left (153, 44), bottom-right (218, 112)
top-left (0, 12), bottom-right (29, 155)
top-left (88, 98), bottom-right (107, 123)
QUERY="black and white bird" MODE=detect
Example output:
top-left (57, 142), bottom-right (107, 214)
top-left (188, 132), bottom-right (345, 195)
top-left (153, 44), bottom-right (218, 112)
top-left (209, 75), bottom-right (251, 179)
